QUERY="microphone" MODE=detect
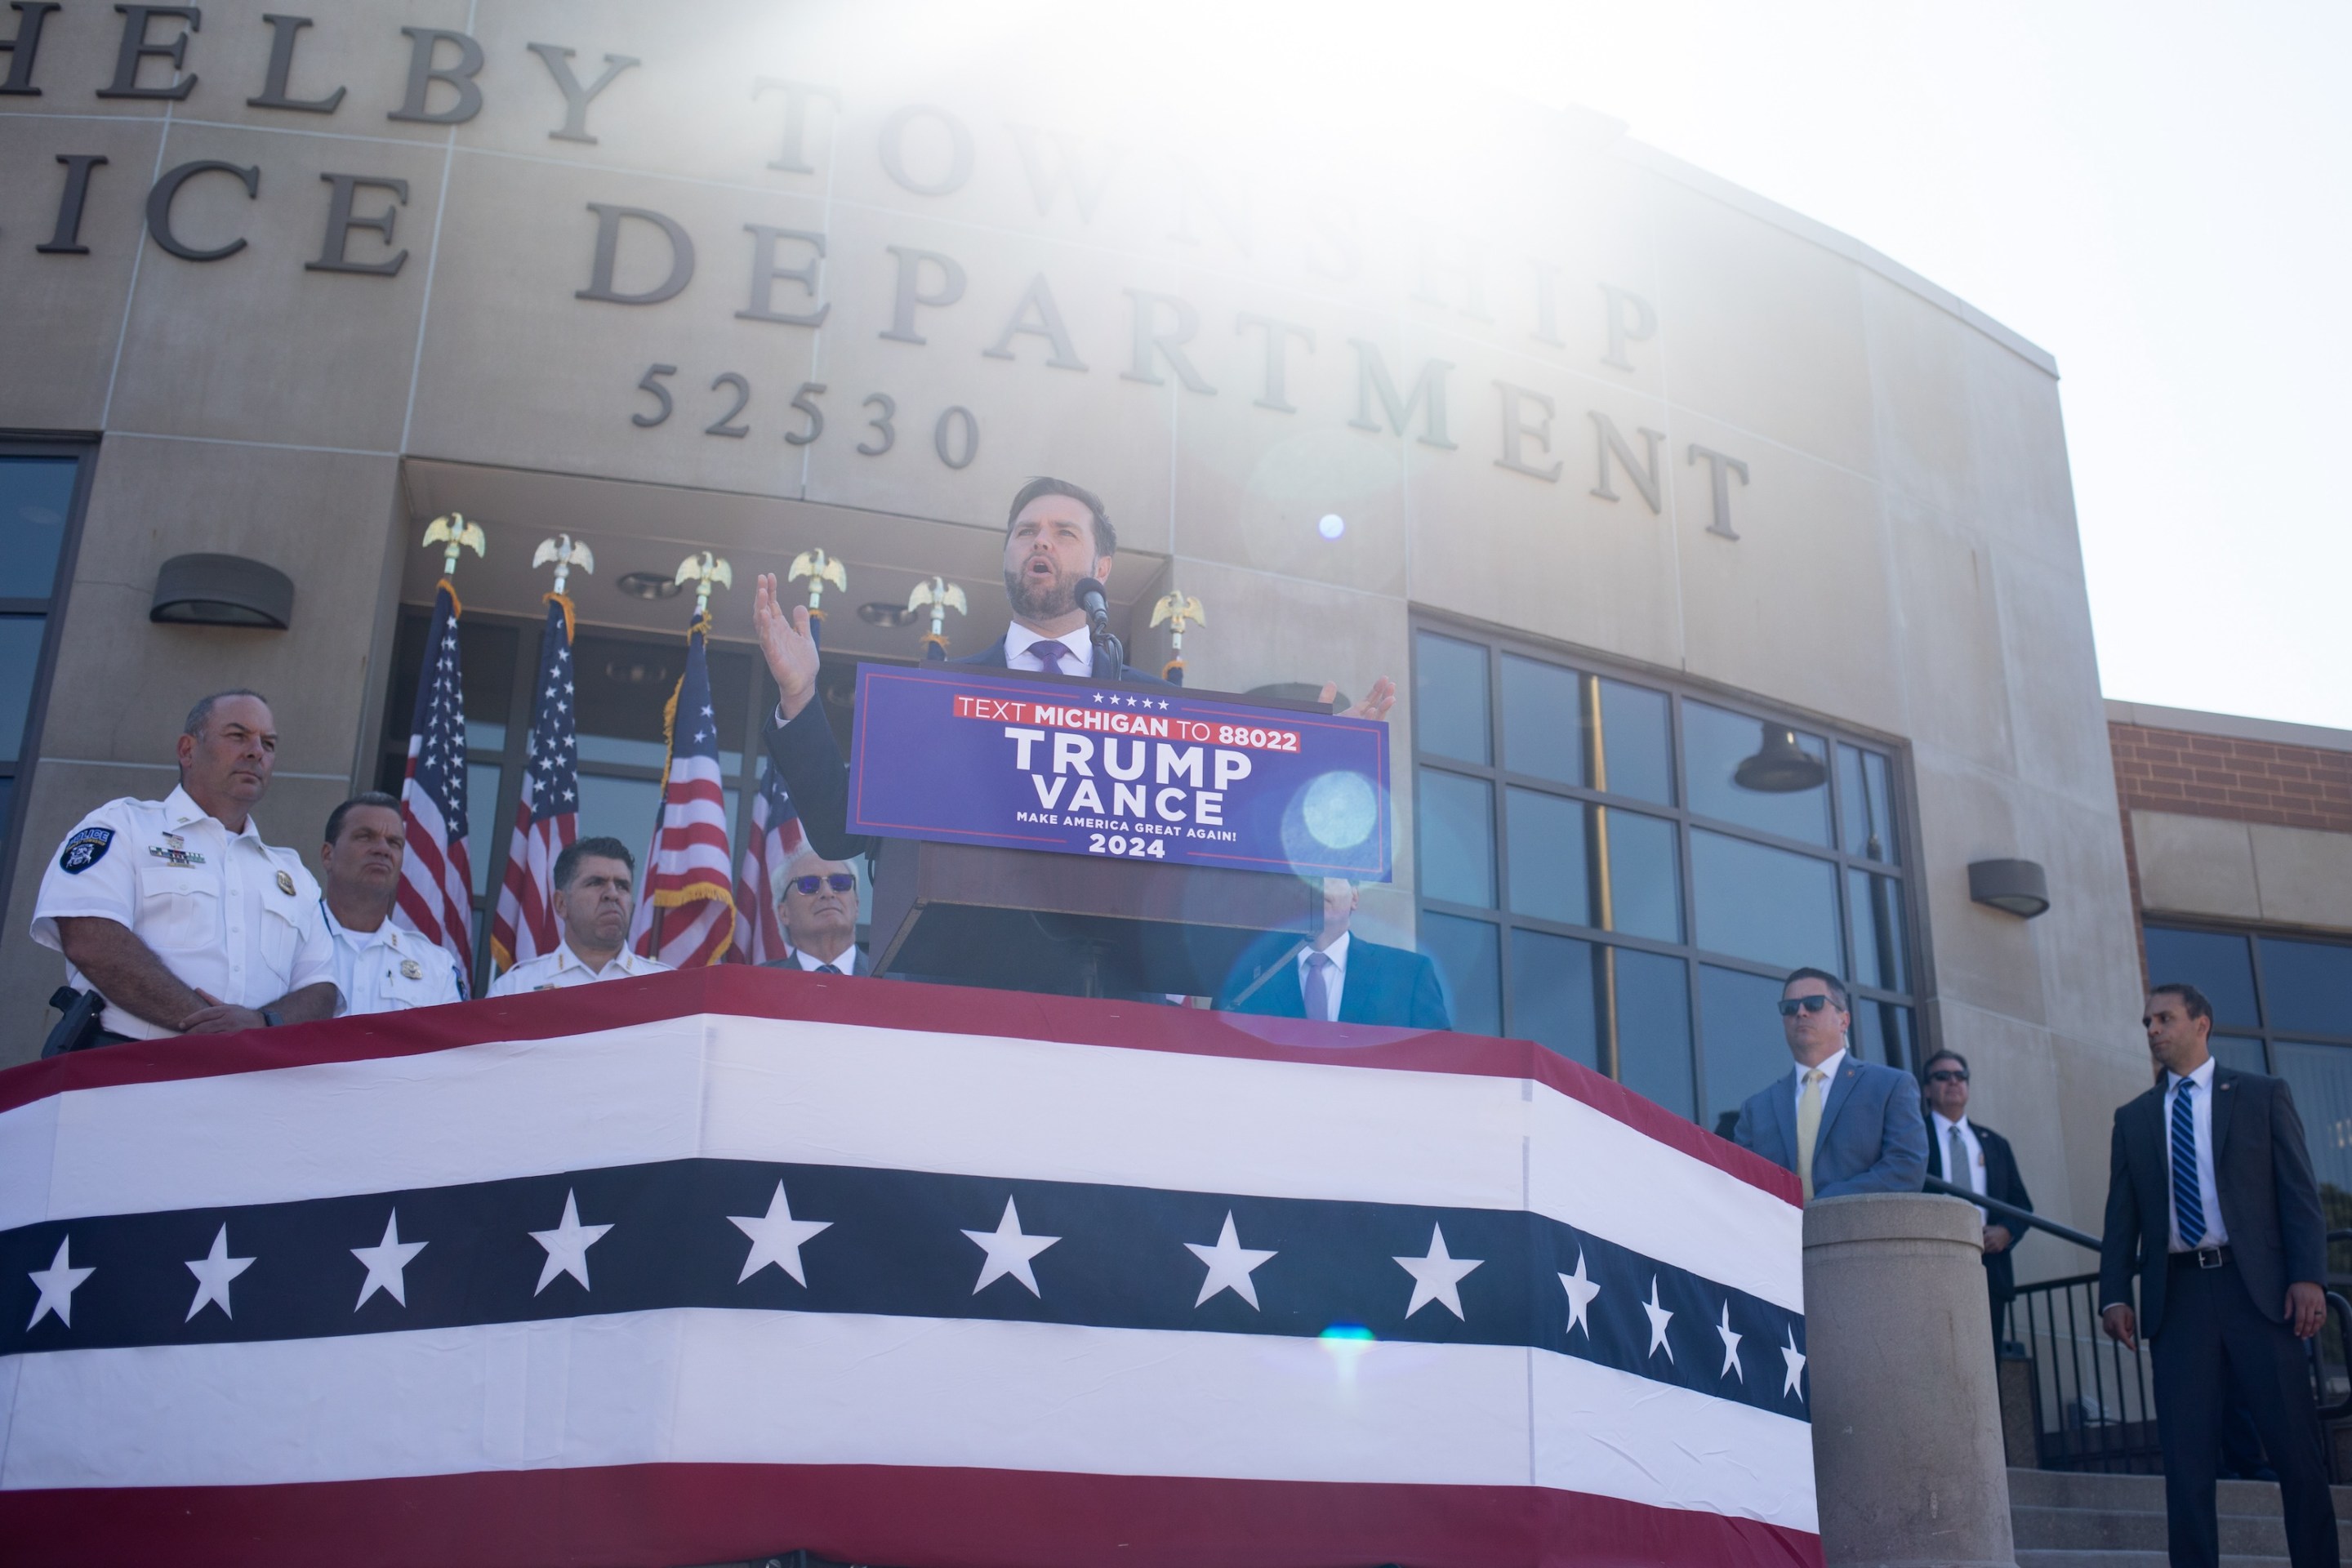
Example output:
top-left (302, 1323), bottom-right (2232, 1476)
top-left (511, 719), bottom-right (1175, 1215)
top-left (1074, 577), bottom-right (1111, 643)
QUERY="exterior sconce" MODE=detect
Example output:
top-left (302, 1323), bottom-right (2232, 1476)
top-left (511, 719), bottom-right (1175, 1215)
top-left (149, 554), bottom-right (294, 629)
top-left (1969, 858), bottom-right (2051, 919)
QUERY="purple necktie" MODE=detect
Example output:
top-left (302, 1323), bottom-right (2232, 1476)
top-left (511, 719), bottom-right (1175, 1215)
top-left (1028, 639), bottom-right (1068, 675)
top-left (1303, 951), bottom-right (1334, 1022)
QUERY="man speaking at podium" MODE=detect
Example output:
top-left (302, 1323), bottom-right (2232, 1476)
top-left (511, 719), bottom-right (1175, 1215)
top-left (754, 477), bottom-right (1397, 862)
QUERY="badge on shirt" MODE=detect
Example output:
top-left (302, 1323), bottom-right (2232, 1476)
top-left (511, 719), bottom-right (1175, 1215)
top-left (400, 958), bottom-right (423, 981)
top-left (275, 870), bottom-right (297, 897)
top-left (59, 826), bottom-right (114, 874)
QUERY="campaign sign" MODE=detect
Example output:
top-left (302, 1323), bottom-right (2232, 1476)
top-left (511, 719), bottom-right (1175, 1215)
top-left (847, 664), bottom-right (1392, 880)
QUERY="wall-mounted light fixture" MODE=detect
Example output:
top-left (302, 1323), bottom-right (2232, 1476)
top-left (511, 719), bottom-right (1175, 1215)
top-left (1734, 723), bottom-right (1827, 793)
top-left (149, 554), bottom-right (294, 629)
top-left (1968, 858), bottom-right (2051, 920)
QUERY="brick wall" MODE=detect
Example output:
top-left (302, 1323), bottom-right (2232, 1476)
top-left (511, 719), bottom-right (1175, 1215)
top-left (2109, 722), bottom-right (2352, 834)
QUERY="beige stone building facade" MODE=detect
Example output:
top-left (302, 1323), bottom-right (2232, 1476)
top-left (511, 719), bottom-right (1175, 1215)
top-left (0, 2), bottom-right (2158, 1261)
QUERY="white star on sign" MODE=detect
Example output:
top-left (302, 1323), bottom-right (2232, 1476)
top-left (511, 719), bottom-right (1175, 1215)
top-left (530, 1189), bottom-right (612, 1295)
top-left (962, 1196), bottom-right (1058, 1297)
top-left (1394, 1223), bottom-right (1482, 1320)
top-left (1717, 1301), bottom-right (1744, 1381)
top-left (728, 1181), bottom-right (832, 1285)
top-left (1642, 1275), bottom-right (1674, 1362)
top-left (1185, 1212), bottom-right (1276, 1309)
top-left (351, 1210), bottom-right (428, 1309)
top-left (1781, 1325), bottom-right (1807, 1401)
top-left (26, 1236), bottom-right (94, 1330)
top-left (185, 1224), bottom-right (254, 1321)
top-left (1558, 1249), bottom-right (1600, 1339)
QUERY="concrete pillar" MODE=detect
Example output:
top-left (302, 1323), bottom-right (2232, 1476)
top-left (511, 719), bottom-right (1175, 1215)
top-left (1805, 1192), bottom-right (2017, 1568)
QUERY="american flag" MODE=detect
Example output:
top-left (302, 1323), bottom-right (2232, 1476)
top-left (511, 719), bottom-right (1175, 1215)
top-left (729, 762), bottom-right (804, 964)
top-left (489, 594), bottom-right (579, 974)
top-left (395, 579), bottom-right (474, 978)
top-left (629, 615), bottom-right (737, 967)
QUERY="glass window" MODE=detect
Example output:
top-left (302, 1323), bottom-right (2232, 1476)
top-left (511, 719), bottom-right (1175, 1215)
top-left (1596, 678), bottom-right (1673, 805)
top-left (1414, 631), bottom-right (1490, 764)
top-left (575, 773), bottom-right (662, 860)
top-left (1699, 964), bottom-right (1794, 1129)
top-left (467, 763), bottom-right (502, 895)
top-left (0, 457), bottom-right (75, 599)
top-left (2259, 937), bottom-right (2352, 1038)
top-left (1501, 654), bottom-right (1582, 785)
top-left (1418, 770), bottom-right (1495, 908)
top-left (1409, 620), bottom-right (1918, 1125)
top-left (2272, 1041), bottom-right (2352, 1209)
top-left (1506, 787), bottom-right (1588, 926)
top-left (1838, 744), bottom-right (1900, 863)
top-left (1690, 830), bottom-right (1840, 973)
top-left (1601, 807), bottom-right (1680, 942)
top-left (1848, 869), bottom-right (1908, 991)
top-left (1422, 912), bottom-right (1500, 1036)
top-left (1511, 929), bottom-right (1598, 1070)
top-left (2141, 926), bottom-right (2260, 1027)
top-left (1615, 947), bottom-right (1694, 1119)
top-left (1682, 699), bottom-right (1831, 845)
top-left (2210, 1035), bottom-right (2269, 1076)
top-left (0, 615), bottom-right (47, 765)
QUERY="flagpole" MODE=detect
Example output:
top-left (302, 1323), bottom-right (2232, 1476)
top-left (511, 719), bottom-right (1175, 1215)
top-left (397, 514), bottom-right (488, 982)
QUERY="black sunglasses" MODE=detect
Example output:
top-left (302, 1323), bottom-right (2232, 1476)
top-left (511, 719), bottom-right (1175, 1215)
top-left (1776, 994), bottom-right (1836, 1017)
top-left (789, 873), bottom-right (857, 895)
top-left (1925, 1069), bottom-right (1969, 1085)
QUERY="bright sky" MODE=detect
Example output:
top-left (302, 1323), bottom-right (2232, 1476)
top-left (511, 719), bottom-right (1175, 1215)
top-left (975, 1), bottom-right (2350, 730)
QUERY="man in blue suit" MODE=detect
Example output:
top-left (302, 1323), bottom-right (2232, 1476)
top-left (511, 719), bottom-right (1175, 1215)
top-left (1732, 967), bottom-right (1927, 1200)
top-left (1215, 878), bottom-right (1450, 1030)
top-left (754, 476), bottom-right (1400, 862)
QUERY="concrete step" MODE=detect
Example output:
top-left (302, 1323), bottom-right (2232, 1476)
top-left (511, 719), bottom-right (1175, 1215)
top-left (2012, 1502), bottom-right (2352, 1556)
top-left (2007, 1465), bottom-right (2352, 1517)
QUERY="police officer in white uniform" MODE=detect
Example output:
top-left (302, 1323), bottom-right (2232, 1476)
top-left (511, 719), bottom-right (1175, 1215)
top-left (33, 689), bottom-right (339, 1042)
top-left (487, 836), bottom-right (672, 996)
top-left (317, 791), bottom-right (464, 1014)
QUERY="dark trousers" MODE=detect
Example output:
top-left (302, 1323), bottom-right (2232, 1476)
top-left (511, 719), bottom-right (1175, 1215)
top-left (2152, 1255), bottom-right (2338, 1568)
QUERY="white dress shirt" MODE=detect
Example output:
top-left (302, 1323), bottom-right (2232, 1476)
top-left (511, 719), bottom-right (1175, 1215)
top-left (2165, 1057), bottom-right (2230, 1250)
top-left (32, 786), bottom-right (339, 1038)
top-left (323, 902), bottom-right (464, 1014)
top-left (1002, 622), bottom-right (1094, 675)
top-left (1793, 1046), bottom-right (1847, 1119)
top-left (487, 939), bottom-right (673, 996)
top-left (1933, 1111), bottom-right (1988, 1223)
top-left (785, 944), bottom-right (862, 975)
top-left (1297, 931), bottom-right (1351, 1022)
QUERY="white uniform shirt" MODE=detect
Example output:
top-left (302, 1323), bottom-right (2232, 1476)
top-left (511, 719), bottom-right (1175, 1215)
top-left (323, 902), bottom-right (464, 1015)
top-left (1296, 930), bottom-right (1352, 1022)
top-left (31, 785), bottom-right (338, 1039)
top-left (1932, 1111), bottom-right (1988, 1223)
top-left (2164, 1058), bottom-right (2230, 1250)
top-left (487, 938), bottom-right (672, 996)
top-left (1000, 622), bottom-right (1094, 675)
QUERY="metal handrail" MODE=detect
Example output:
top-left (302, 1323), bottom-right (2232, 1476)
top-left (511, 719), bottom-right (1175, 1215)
top-left (1922, 1175), bottom-right (2101, 1251)
top-left (2319, 1291), bottom-right (2352, 1422)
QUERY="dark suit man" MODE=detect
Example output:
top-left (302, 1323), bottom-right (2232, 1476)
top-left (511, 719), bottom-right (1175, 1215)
top-left (760, 850), bottom-right (868, 975)
top-left (1214, 877), bottom-right (1450, 1030)
top-left (1732, 968), bottom-right (1927, 1201)
top-left (1920, 1049), bottom-right (2034, 1342)
top-left (754, 477), bottom-right (1399, 862)
top-left (2099, 982), bottom-right (2336, 1568)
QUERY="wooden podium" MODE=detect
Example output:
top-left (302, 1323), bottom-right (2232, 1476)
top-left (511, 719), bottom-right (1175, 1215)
top-left (866, 840), bottom-right (1316, 997)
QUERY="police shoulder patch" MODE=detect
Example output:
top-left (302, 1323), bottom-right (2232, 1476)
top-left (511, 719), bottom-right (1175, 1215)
top-left (59, 826), bottom-right (115, 875)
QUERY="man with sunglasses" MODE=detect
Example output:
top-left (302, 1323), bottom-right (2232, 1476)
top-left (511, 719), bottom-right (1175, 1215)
top-left (1921, 1049), bottom-right (2034, 1343)
top-left (762, 849), bottom-right (866, 976)
top-left (1731, 967), bottom-right (1927, 1202)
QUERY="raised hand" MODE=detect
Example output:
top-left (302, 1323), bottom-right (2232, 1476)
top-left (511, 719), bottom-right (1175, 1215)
top-left (1321, 675), bottom-right (1397, 722)
top-left (754, 572), bottom-right (823, 721)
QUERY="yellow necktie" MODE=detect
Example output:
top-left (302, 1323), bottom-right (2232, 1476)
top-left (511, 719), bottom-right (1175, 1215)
top-left (1796, 1068), bottom-right (1827, 1201)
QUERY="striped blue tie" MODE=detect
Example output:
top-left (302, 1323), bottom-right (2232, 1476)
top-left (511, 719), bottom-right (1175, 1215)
top-left (2172, 1079), bottom-right (2206, 1248)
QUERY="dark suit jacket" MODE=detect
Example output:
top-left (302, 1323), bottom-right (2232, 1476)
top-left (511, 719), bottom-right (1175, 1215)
top-left (763, 643), bottom-right (1173, 862)
top-left (1927, 1120), bottom-right (2034, 1300)
top-left (759, 947), bottom-right (867, 975)
top-left (1213, 931), bottom-right (1451, 1030)
top-left (2097, 1066), bottom-right (2327, 1339)
top-left (1733, 1056), bottom-right (1929, 1200)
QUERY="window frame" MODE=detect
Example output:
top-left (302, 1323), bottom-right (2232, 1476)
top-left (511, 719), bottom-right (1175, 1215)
top-left (0, 432), bottom-right (100, 931)
top-left (1409, 612), bottom-right (1933, 1117)
top-left (2141, 916), bottom-right (2352, 1064)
